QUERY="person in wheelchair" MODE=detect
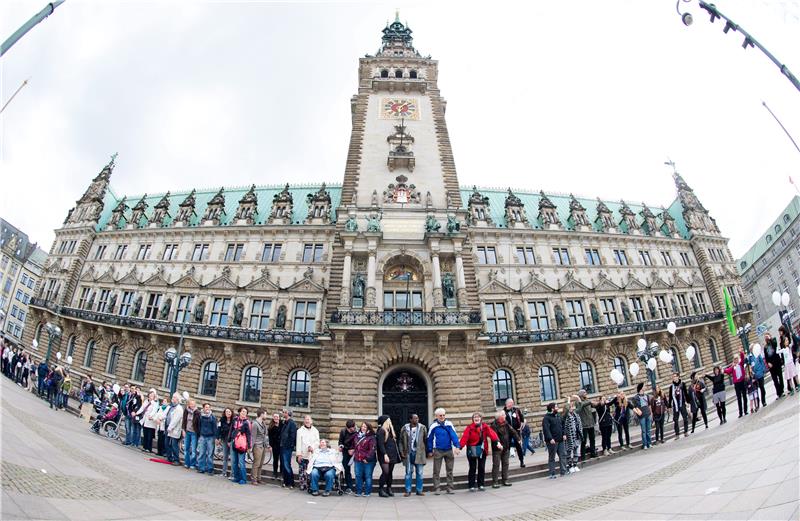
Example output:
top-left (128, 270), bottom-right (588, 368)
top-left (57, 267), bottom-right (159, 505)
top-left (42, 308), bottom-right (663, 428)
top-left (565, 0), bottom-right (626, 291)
top-left (306, 439), bottom-right (343, 497)
top-left (92, 403), bottom-right (120, 433)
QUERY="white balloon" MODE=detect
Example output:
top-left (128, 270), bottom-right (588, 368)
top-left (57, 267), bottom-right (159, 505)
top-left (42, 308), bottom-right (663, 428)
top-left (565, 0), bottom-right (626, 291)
top-left (56, 352), bottom-right (62, 360)
top-left (112, 384), bottom-right (120, 394)
top-left (647, 358), bottom-right (657, 371)
top-left (182, 391), bottom-right (190, 401)
top-left (629, 362), bottom-right (640, 377)
top-left (66, 355), bottom-right (73, 364)
top-left (32, 339), bottom-right (38, 349)
top-left (781, 292), bottom-right (790, 306)
top-left (667, 321), bottom-right (677, 335)
top-left (658, 350), bottom-right (671, 363)
top-left (751, 343), bottom-right (762, 357)
top-left (772, 291), bottom-right (781, 306)
top-left (610, 369), bottom-right (624, 385)
top-left (685, 345), bottom-right (696, 360)
top-left (637, 338), bottom-right (647, 351)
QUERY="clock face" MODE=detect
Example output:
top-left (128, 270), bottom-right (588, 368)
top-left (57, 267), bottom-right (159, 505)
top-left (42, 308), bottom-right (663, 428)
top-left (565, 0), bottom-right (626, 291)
top-left (380, 97), bottom-right (420, 120)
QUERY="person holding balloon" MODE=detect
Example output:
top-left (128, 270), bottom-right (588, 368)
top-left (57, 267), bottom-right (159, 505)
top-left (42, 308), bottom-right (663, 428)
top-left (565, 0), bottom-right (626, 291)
top-left (704, 367), bottom-right (727, 424)
top-left (723, 350), bottom-right (748, 417)
top-left (651, 386), bottom-right (667, 444)
top-left (777, 328), bottom-right (797, 396)
top-left (668, 373), bottom-right (690, 438)
top-left (630, 382), bottom-right (652, 450)
top-left (763, 333), bottom-right (784, 399)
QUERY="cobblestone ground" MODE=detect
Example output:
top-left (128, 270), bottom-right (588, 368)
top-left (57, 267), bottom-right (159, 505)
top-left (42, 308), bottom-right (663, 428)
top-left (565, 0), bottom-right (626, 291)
top-left (1, 376), bottom-right (798, 520)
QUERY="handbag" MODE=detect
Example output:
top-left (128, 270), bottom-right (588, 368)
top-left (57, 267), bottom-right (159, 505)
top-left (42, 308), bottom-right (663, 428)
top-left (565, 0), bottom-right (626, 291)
top-left (234, 431), bottom-right (248, 452)
top-left (466, 424), bottom-right (484, 458)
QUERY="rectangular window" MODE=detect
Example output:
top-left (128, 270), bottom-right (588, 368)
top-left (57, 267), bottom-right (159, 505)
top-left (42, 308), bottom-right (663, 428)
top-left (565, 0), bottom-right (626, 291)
top-left (26, 277), bottom-right (35, 289)
top-left (600, 298), bottom-right (617, 325)
top-left (137, 244), bottom-right (152, 260)
top-left (655, 295), bottom-right (669, 318)
top-left (0, 256), bottom-right (7, 269)
top-left (552, 248), bottom-right (570, 265)
top-left (192, 244), bottom-right (210, 261)
top-left (727, 286), bottom-right (741, 308)
top-left (302, 244), bottom-right (324, 263)
top-left (78, 287), bottom-right (91, 309)
top-left (209, 297), bottom-right (231, 326)
top-left (10, 305), bottom-right (18, 318)
top-left (477, 246), bottom-right (497, 264)
top-left (17, 310), bottom-right (25, 323)
top-left (383, 291), bottom-right (423, 310)
top-left (584, 249), bottom-right (601, 266)
top-left (96, 289), bottom-right (111, 313)
top-left (485, 303), bottom-right (508, 333)
top-left (777, 262), bottom-right (784, 276)
top-left (119, 291), bottom-right (134, 316)
top-left (44, 279), bottom-right (57, 301)
top-left (224, 243), bottom-right (245, 262)
top-left (680, 252), bottom-right (692, 266)
top-left (677, 294), bottom-right (690, 316)
top-left (527, 301), bottom-right (549, 330)
top-left (261, 243), bottom-right (282, 263)
top-left (175, 295), bottom-right (195, 323)
top-left (566, 300), bottom-right (586, 327)
top-left (21, 274), bottom-right (28, 286)
top-left (661, 251), bottom-right (674, 266)
top-left (114, 245), bottom-right (128, 260)
top-left (516, 247), bottom-right (536, 265)
top-left (3, 279), bottom-right (11, 294)
top-left (695, 292), bottom-right (708, 314)
top-left (249, 299), bottom-right (272, 329)
top-left (638, 250), bottom-right (652, 266)
top-left (708, 248), bottom-right (717, 261)
top-left (162, 244), bottom-right (179, 261)
top-left (630, 297), bottom-right (645, 321)
top-left (144, 293), bottom-right (162, 320)
top-left (293, 301), bottom-right (317, 332)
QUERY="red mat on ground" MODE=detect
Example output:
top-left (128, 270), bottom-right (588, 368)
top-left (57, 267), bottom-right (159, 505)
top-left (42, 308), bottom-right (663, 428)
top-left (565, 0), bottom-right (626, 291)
top-left (150, 458), bottom-right (172, 464)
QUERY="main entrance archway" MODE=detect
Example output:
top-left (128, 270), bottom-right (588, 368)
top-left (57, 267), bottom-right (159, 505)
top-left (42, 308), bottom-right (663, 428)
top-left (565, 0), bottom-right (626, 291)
top-left (380, 366), bottom-right (430, 429)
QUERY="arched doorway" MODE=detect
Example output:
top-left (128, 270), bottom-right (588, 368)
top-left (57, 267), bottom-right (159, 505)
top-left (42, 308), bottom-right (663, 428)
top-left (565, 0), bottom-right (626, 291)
top-left (380, 367), bottom-right (430, 429)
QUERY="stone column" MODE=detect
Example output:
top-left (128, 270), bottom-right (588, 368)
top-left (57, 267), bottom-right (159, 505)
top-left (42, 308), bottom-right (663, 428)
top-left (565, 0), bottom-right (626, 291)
top-left (431, 252), bottom-right (443, 308)
top-left (455, 253), bottom-right (468, 309)
top-left (366, 251), bottom-right (377, 309)
top-left (340, 251), bottom-right (352, 307)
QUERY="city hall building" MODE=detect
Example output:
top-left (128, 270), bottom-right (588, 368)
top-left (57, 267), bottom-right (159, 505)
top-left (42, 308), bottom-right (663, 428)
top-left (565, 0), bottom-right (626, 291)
top-left (25, 18), bottom-right (753, 435)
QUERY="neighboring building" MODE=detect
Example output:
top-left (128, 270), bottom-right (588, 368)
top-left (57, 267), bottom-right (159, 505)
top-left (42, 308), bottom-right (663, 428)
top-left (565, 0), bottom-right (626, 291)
top-left (24, 17), bottom-right (752, 435)
top-left (737, 195), bottom-right (800, 331)
top-left (0, 219), bottom-right (48, 343)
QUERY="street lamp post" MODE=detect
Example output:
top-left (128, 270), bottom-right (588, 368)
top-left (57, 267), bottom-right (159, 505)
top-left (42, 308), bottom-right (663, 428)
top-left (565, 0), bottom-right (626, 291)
top-left (44, 322), bottom-right (62, 364)
top-left (636, 337), bottom-right (660, 391)
top-left (737, 322), bottom-right (752, 354)
top-left (164, 317), bottom-right (192, 397)
top-left (772, 291), bottom-right (793, 331)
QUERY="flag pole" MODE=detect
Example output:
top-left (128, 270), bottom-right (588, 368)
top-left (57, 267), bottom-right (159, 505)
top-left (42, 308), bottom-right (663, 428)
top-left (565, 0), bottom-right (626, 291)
top-left (762, 101), bottom-right (800, 156)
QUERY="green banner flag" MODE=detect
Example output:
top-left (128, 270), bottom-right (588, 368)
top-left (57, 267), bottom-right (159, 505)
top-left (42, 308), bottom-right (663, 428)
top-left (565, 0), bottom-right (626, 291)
top-left (723, 286), bottom-right (736, 335)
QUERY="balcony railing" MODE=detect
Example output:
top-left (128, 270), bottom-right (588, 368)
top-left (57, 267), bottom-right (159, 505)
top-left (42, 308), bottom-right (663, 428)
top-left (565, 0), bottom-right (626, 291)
top-left (30, 298), bottom-right (321, 345)
top-left (329, 309), bottom-right (482, 326)
top-left (733, 303), bottom-right (754, 314)
top-left (485, 312), bottom-right (724, 345)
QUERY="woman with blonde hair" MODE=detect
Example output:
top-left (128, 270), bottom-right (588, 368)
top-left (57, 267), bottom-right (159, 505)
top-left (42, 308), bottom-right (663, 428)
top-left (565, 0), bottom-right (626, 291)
top-left (613, 392), bottom-right (632, 450)
top-left (376, 415), bottom-right (401, 497)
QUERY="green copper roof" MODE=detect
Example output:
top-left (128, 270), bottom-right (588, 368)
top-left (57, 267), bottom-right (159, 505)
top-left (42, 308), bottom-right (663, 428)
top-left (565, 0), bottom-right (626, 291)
top-left (96, 184), bottom-right (342, 231)
top-left (737, 195), bottom-right (800, 274)
top-left (459, 187), bottom-right (689, 239)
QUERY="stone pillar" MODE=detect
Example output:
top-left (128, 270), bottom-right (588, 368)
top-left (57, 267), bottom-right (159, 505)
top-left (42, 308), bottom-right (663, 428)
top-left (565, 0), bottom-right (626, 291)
top-left (366, 251), bottom-right (377, 309)
top-left (455, 253), bottom-right (468, 309)
top-left (431, 252), bottom-right (443, 308)
top-left (340, 251), bottom-right (352, 307)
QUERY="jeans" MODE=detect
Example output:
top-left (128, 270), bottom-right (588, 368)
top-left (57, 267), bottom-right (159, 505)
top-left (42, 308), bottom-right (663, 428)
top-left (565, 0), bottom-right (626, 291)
top-left (232, 450), bottom-right (247, 483)
top-left (184, 431), bottom-right (198, 468)
top-left (124, 416), bottom-right (134, 444)
top-left (310, 467), bottom-right (336, 492)
top-left (521, 434), bottom-right (536, 456)
top-left (654, 415), bottom-right (665, 442)
top-left (197, 436), bottom-right (215, 473)
top-left (354, 460), bottom-right (375, 495)
top-left (280, 448), bottom-right (295, 486)
top-left (466, 453), bottom-right (486, 488)
top-left (755, 376), bottom-right (767, 406)
top-left (270, 444), bottom-right (282, 476)
top-left (734, 381), bottom-right (748, 416)
top-left (432, 448), bottom-right (455, 491)
top-left (547, 441), bottom-right (566, 476)
top-left (617, 420), bottom-right (630, 447)
top-left (599, 424), bottom-right (612, 451)
top-left (166, 436), bottom-right (180, 463)
top-left (674, 406), bottom-right (689, 436)
top-left (342, 451), bottom-right (354, 491)
top-left (37, 377), bottom-right (45, 396)
top-left (221, 440), bottom-right (232, 476)
top-left (61, 392), bottom-right (69, 410)
top-left (639, 416), bottom-right (652, 448)
top-left (404, 453), bottom-right (424, 493)
top-left (580, 427), bottom-right (596, 460)
top-left (130, 422), bottom-right (142, 447)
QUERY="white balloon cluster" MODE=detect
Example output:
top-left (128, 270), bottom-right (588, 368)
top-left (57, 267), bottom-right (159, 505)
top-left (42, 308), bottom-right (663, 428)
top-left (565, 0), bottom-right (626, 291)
top-left (56, 352), bottom-right (62, 360)
top-left (772, 291), bottom-right (791, 307)
top-left (658, 349), bottom-right (673, 363)
top-left (66, 355), bottom-right (73, 365)
top-left (610, 369), bottom-right (625, 385)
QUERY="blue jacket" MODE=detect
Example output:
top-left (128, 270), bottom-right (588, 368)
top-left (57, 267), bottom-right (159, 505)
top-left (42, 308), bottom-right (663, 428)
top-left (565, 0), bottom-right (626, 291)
top-left (749, 353), bottom-right (766, 379)
top-left (198, 412), bottom-right (218, 437)
top-left (427, 420), bottom-right (459, 452)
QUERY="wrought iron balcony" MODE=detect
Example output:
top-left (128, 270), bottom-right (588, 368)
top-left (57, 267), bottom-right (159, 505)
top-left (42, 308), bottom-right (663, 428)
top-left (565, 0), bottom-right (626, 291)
top-left (329, 309), bottom-right (482, 326)
top-left (30, 298), bottom-right (321, 345)
top-left (485, 311), bottom-right (724, 345)
top-left (734, 303), bottom-right (754, 314)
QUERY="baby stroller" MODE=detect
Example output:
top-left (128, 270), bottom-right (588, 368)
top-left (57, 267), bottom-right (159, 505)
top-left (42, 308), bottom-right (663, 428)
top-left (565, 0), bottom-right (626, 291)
top-left (90, 404), bottom-right (122, 440)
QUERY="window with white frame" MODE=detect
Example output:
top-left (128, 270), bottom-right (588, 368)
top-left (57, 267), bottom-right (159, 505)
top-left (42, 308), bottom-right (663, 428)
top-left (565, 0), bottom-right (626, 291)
top-left (655, 295), bottom-right (669, 318)
top-left (578, 361), bottom-right (595, 393)
top-left (137, 244), bottom-right (152, 260)
top-left (241, 366), bottom-right (262, 403)
top-left (293, 301), bottom-right (317, 332)
top-left (477, 246), bottom-right (497, 264)
top-left (225, 243), bottom-right (245, 262)
top-left (613, 356), bottom-right (628, 387)
top-left (677, 294), bottom-right (690, 316)
top-left (485, 303), bottom-right (508, 333)
top-left (694, 292), bottom-right (708, 313)
top-left (249, 299), bottom-right (272, 329)
top-left (552, 248), bottom-right (571, 265)
top-left (162, 244), bottom-right (179, 261)
top-left (613, 249), bottom-right (629, 265)
top-left (630, 297), bottom-right (645, 322)
top-left (638, 250), bottom-right (652, 266)
top-left (209, 297), bottom-right (231, 326)
top-left (175, 295), bottom-right (195, 323)
top-left (566, 300), bottom-right (586, 327)
top-left (113, 245), bottom-right (128, 260)
top-left (302, 244), bottom-right (324, 263)
top-left (516, 247), bottom-right (535, 265)
top-left (527, 301), bottom-right (549, 330)
top-left (119, 291), bottom-right (134, 316)
top-left (538, 365), bottom-right (558, 402)
top-left (585, 248), bottom-right (601, 266)
top-left (288, 370), bottom-right (311, 408)
top-left (600, 298), bottom-right (617, 324)
top-left (144, 293), bottom-right (162, 320)
top-left (192, 244), bottom-right (210, 261)
top-left (261, 243), bottom-right (282, 262)
top-left (492, 369), bottom-right (514, 407)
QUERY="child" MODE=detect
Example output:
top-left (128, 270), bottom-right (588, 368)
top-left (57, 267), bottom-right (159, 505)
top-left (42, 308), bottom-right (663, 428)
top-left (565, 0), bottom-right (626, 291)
top-left (745, 366), bottom-right (759, 413)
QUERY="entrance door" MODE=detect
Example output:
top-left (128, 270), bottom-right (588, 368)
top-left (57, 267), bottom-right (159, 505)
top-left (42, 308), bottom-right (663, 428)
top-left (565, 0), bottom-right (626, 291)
top-left (381, 368), bottom-right (429, 429)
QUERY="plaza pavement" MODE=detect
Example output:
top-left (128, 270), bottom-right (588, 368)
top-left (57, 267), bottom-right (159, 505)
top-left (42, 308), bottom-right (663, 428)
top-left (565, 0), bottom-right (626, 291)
top-left (1, 376), bottom-right (798, 521)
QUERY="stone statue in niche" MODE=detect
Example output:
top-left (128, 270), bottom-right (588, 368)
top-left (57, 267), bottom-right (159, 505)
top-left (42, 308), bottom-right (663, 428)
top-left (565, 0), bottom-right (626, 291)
top-left (590, 303), bottom-right (601, 325)
top-left (424, 215), bottom-right (441, 232)
top-left (275, 305), bottom-right (287, 329)
top-left (554, 305), bottom-right (566, 329)
top-left (513, 306), bottom-right (526, 330)
top-left (446, 215), bottom-right (461, 234)
top-left (690, 296), bottom-right (698, 315)
top-left (442, 273), bottom-right (455, 301)
top-left (352, 273), bottom-right (365, 299)
top-left (344, 215), bottom-right (358, 232)
top-left (366, 213), bottom-right (382, 232)
top-left (159, 298), bottom-right (172, 320)
top-left (425, 191), bottom-right (433, 207)
top-left (233, 302), bottom-right (244, 326)
top-left (107, 293), bottom-right (117, 314)
top-left (648, 299), bottom-right (657, 319)
top-left (620, 302), bottom-right (632, 322)
top-left (132, 295), bottom-right (142, 317)
top-left (87, 292), bottom-right (96, 310)
top-left (671, 298), bottom-right (679, 317)
top-left (193, 300), bottom-right (206, 323)
top-left (371, 190), bottom-right (379, 207)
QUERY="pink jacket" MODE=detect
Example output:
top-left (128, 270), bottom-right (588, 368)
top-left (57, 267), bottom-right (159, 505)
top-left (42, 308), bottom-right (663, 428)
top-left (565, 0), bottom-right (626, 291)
top-left (723, 350), bottom-right (746, 383)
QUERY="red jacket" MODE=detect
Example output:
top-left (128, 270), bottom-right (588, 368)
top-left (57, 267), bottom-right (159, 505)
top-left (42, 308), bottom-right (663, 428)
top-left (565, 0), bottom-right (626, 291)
top-left (723, 350), bottom-right (746, 383)
top-left (459, 422), bottom-right (499, 453)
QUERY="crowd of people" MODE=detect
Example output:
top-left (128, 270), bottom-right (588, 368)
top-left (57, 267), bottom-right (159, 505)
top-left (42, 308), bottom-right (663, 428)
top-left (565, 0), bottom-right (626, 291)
top-left (3, 323), bottom-right (799, 495)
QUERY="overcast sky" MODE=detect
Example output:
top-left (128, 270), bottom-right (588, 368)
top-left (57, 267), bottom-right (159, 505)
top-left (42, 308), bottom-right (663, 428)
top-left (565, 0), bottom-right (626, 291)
top-left (1, 0), bottom-right (799, 257)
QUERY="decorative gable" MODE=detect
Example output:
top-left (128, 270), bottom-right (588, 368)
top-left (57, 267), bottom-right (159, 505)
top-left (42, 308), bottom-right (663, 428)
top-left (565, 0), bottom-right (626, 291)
top-left (467, 186), bottom-right (493, 227)
top-left (672, 274), bottom-right (691, 288)
top-left (173, 267), bottom-right (202, 289)
top-left (95, 268), bottom-right (116, 285)
top-left (624, 274), bottom-right (648, 291)
top-left (142, 268), bottom-right (170, 287)
top-left (537, 191), bottom-right (561, 229)
top-left (108, 197), bottom-right (128, 229)
top-left (659, 206), bottom-right (679, 237)
top-left (593, 273), bottom-right (621, 292)
top-left (117, 267), bottom-right (141, 286)
top-left (639, 204), bottom-right (658, 236)
top-left (649, 276), bottom-right (671, 290)
top-left (478, 278), bottom-right (516, 295)
top-left (268, 184), bottom-right (294, 225)
top-left (386, 120), bottom-right (415, 172)
top-left (149, 192), bottom-right (171, 226)
top-left (520, 273), bottom-right (556, 294)
top-left (567, 194), bottom-right (590, 229)
top-left (174, 190), bottom-right (197, 225)
top-left (504, 188), bottom-right (529, 229)
top-left (618, 200), bottom-right (639, 233)
top-left (234, 185), bottom-right (258, 224)
top-left (246, 267), bottom-right (281, 291)
top-left (595, 198), bottom-right (615, 232)
top-left (558, 272), bottom-right (591, 293)
top-left (203, 187), bottom-right (226, 224)
top-left (305, 183), bottom-right (332, 224)
top-left (129, 195), bottom-right (148, 228)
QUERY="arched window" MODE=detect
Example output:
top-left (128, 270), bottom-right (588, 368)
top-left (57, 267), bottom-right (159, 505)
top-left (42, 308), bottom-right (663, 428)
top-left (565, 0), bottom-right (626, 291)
top-left (200, 361), bottom-right (219, 397)
top-left (670, 347), bottom-right (681, 373)
top-left (691, 342), bottom-right (702, 369)
top-left (740, 261), bottom-right (747, 270)
top-left (288, 369), bottom-right (311, 408)
top-left (66, 335), bottom-right (77, 358)
top-left (132, 350), bottom-right (148, 382)
top-left (84, 339), bottom-right (96, 368)
top-left (34, 323), bottom-right (43, 345)
top-left (538, 365), bottom-right (558, 402)
top-left (394, 69), bottom-right (403, 78)
top-left (106, 345), bottom-right (120, 374)
top-left (578, 361), bottom-right (595, 393)
top-left (492, 369), bottom-right (514, 406)
top-left (380, 69), bottom-right (389, 78)
top-left (241, 366), bottom-right (262, 403)
top-left (784, 214), bottom-right (791, 224)
top-left (613, 356), bottom-right (629, 388)
top-left (766, 234), bottom-right (773, 243)
top-left (775, 224), bottom-right (782, 233)
top-left (709, 337), bottom-right (719, 363)
top-left (409, 70), bottom-right (418, 79)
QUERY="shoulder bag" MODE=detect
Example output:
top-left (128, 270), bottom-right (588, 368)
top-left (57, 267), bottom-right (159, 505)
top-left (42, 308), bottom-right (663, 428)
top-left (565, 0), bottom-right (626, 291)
top-left (466, 424), bottom-right (485, 459)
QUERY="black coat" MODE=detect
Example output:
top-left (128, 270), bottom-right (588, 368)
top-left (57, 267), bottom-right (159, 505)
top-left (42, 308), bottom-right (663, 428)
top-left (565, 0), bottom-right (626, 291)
top-left (218, 416), bottom-right (233, 441)
top-left (542, 412), bottom-right (564, 442)
top-left (280, 419), bottom-right (298, 450)
top-left (668, 381), bottom-right (689, 411)
top-left (595, 400), bottom-right (614, 428)
top-left (764, 338), bottom-right (783, 371)
top-left (268, 421), bottom-right (283, 448)
top-left (375, 427), bottom-right (400, 464)
top-left (704, 372), bottom-right (725, 393)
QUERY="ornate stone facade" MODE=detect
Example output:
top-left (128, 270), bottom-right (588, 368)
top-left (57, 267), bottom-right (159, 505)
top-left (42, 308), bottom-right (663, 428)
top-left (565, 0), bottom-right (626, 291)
top-left (22, 18), bottom-right (753, 439)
